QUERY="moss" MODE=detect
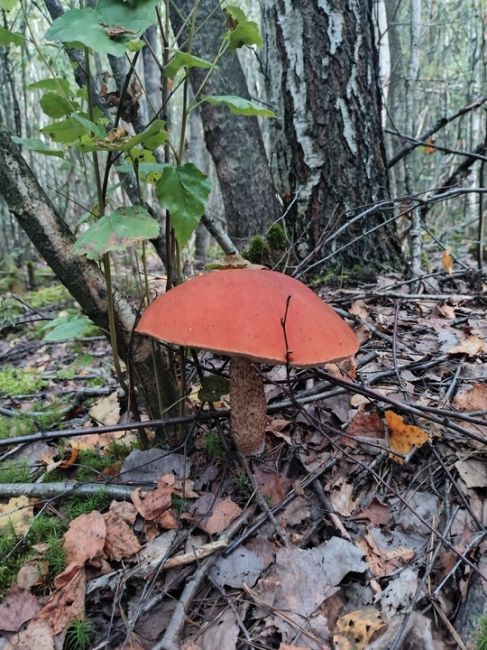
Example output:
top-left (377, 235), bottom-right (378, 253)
top-left (0, 366), bottom-right (47, 396)
top-left (0, 460), bottom-right (31, 483)
top-left (477, 614), bottom-right (487, 650)
top-left (64, 489), bottom-right (110, 519)
top-left (65, 617), bottom-right (94, 650)
top-left (25, 284), bottom-right (70, 309)
top-left (243, 235), bottom-right (270, 265)
top-left (266, 222), bottom-right (287, 250)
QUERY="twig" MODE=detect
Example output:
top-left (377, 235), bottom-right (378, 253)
top-left (0, 481), bottom-right (133, 500)
top-left (153, 506), bottom-right (256, 650)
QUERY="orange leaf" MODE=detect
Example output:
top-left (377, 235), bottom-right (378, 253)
top-left (442, 250), bottom-right (453, 275)
top-left (385, 411), bottom-right (429, 464)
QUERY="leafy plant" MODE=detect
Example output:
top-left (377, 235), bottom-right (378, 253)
top-left (65, 617), bottom-right (94, 650)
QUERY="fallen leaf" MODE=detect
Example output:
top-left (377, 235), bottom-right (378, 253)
top-left (17, 560), bottom-right (49, 590)
top-left (357, 528), bottom-right (415, 577)
top-left (210, 545), bottom-right (265, 588)
top-left (256, 538), bottom-right (366, 643)
top-left (254, 467), bottom-right (288, 506)
top-left (37, 564), bottom-right (86, 635)
top-left (191, 494), bottom-right (242, 535)
top-left (329, 477), bottom-right (358, 516)
top-left (453, 383), bottom-right (487, 411)
top-left (122, 449), bottom-right (191, 482)
top-left (58, 445), bottom-right (79, 470)
top-left (355, 499), bottom-right (391, 527)
top-left (199, 608), bottom-right (239, 650)
top-left (3, 620), bottom-right (54, 650)
top-left (442, 250), bottom-right (453, 275)
top-left (89, 391), bottom-right (120, 425)
top-left (108, 500), bottom-right (138, 525)
top-left (448, 335), bottom-right (487, 357)
top-left (0, 496), bottom-right (36, 535)
top-left (132, 477), bottom-right (174, 521)
top-left (103, 509), bottom-right (141, 561)
top-left (385, 411), bottom-right (430, 464)
top-left (349, 299), bottom-right (369, 320)
top-left (0, 586), bottom-right (40, 632)
top-left (455, 458), bottom-right (487, 488)
top-left (347, 411), bottom-right (384, 440)
top-left (279, 645), bottom-right (310, 650)
top-left (63, 511), bottom-right (106, 564)
top-left (333, 607), bottom-right (385, 649)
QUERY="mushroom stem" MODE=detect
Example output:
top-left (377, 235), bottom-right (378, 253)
top-left (229, 357), bottom-right (267, 455)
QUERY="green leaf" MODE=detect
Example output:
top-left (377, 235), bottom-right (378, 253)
top-left (224, 6), bottom-right (262, 48)
top-left (0, 26), bottom-right (24, 47)
top-left (43, 314), bottom-right (99, 342)
top-left (40, 118), bottom-right (87, 143)
top-left (45, 8), bottom-right (128, 56)
top-left (0, 0), bottom-right (17, 11)
top-left (72, 113), bottom-right (106, 138)
top-left (28, 78), bottom-right (73, 96)
top-left (11, 136), bottom-right (64, 158)
top-left (201, 95), bottom-right (274, 117)
top-left (72, 206), bottom-right (160, 260)
top-left (120, 119), bottom-right (168, 151)
top-left (40, 92), bottom-right (75, 118)
top-left (155, 163), bottom-right (211, 248)
top-left (96, 0), bottom-right (158, 33)
top-left (165, 51), bottom-right (215, 79)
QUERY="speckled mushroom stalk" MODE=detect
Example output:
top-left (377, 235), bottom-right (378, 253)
top-left (135, 266), bottom-right (360, 456)
top-left (229, 357), bottom-right (267, 455)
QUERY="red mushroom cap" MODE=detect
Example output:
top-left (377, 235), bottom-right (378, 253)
top-left (136, 268), bottom-right (358, 366)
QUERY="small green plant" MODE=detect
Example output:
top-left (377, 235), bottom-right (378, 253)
top-left (75, 449), bottom-right (109, 482)
top-left (64, 489), bottom-right (110, 519)
top-left (172, 494), bottom-right (186, 514)
top-left (28, 514), bottom-right (65, 544)
top-left (233, 471), bottom-right (250, 492)
top-left (0, 459), bottom-right (31, 483)
top-left (25, 283), bottom-right (70, 309)
top-left (0, 366), bottom-right (47, 396)
top-left (65, 617), bottom-right (94, 650)
top-left (243, 234), bottom-right (270, 265)
top-left (476, 613), bottom-right (487, 650)
top-left (204, 431), bottom-right (224, 459)
top-left (45, 534), bottom-right (66, 575)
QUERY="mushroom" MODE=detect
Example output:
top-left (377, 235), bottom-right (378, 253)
top-left (136, 268), bottom-right (359, 454)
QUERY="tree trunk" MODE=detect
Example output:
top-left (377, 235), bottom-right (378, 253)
top-left (169, 0), bottom-right (281, 244)
top-left (263, 0), bottom-right (402, 270)
top-left (0, 126), bottom-right (178, 421)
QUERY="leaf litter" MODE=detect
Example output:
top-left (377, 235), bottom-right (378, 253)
top-left (0, 265), bottom-right (486, 649)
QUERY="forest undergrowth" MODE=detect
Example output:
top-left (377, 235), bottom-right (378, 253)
top-left (0, 251), bottom-right (486, 650)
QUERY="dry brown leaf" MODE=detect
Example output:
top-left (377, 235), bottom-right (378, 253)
top-left (103, 510), bottom-right (141, 561)
top-left (349, 299), bottom-right (369, 320)
top-left (329, 477), bottom-right (358, 516)
top-left (448, 334), bottom-right (487, 357)
top-left (114, 640), bottom-right (147, 650)
top-left (333, 607), bottom-right (386, 649)
top-left (435, 303), bottom-right (456, 319)
top-left (63, 511), bottom-right (106, 564)
top-left (453, 383), bottom-right (487, 411)
top-left (0, 496), bottom-right (36, 535)
top-left (191, 494), bottom-right (242, 535)
top-left (346, 411), bottom-right (385, 442)
top-left (108, 500), bottom-right (138, 525)
top-left (155, 509), bottom-right (180, 529)
top-left (3, 620), bottom-right (54, 650)
top-left (355, 499), bottom-right (391, 527)
top-left (57, 445), bottom-right (79, 470)
top-left (279, 643), bottom-right (311, 650)
top-left (132, 477), bottom-right (175, 521)
top-left (357, 529), bottom-right (415, 577)
top-left (37, 564), bottom-right (86, 635)
top-left (254, 467), bottom-right (288, 506)
top-left (0, 586), bottom-right (40, 632)
top-left (385, 411), bottom-right (430, 464)
top-left (17, 560), bottom-right (49, 590)
top-left (454, 458), bottom-right (487, 489)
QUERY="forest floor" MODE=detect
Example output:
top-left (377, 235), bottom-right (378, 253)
top-left (0, 258), bottom-right (486, 650)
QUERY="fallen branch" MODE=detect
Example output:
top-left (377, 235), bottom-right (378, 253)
top-left (0, 481), bottom-right (133, 500)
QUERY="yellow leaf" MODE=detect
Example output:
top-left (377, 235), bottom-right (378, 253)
top-left (333, 607), bottom-right (386, 649)
top-left (0, 496), bottom-right (36, 535)
top-left (385, 411), bottom-right (429, 464)
top-left (442, 250), bottom-right (453, 275)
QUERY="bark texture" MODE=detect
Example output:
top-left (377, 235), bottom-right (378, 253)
top-left (230, 358), bottom-right (267, 455)
top-left (264, 0), bottom-right (402, 268)
top-left (0, 127), bottom-right (178, 419)
top-left (170, 0), bottom-right (281, 244)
